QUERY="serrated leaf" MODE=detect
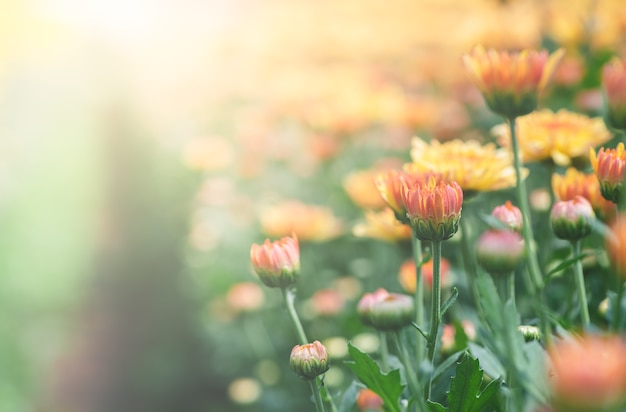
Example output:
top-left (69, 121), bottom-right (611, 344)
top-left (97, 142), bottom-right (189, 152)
top-left (467, 343), bottom-right (505, 381)
top-left (446, 352), bottom-right (501, 412)
top-left (426, 400), bottom-right (447, 412)
top-left (345, 343), bottom-right (403, 412)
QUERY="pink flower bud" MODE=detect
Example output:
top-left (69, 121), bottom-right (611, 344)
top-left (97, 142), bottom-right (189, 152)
top-left (289, 341), bottom-right (330, 380)
top-left (550, 196), bottom-right (595, 241)
top-left (476, 230), bottom-right (524, 275)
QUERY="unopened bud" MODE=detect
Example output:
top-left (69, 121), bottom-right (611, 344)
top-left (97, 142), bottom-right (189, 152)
top-left (518, 325), bottom-right (541, 342)
top-left (289, 341), bottom-right (330, 380)
top-left (476, 230), bottom-right (524, 275)
top-left (550, 196), bottom-right (595, 241)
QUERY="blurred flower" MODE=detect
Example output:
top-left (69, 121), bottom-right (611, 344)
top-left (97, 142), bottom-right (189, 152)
top-left (228, 378), bottom-right (262, 405)
top-left (182, 136), bottom-right (235, 171)
top-left (290, 341), bottom-right (330, 380)
top-left (250, 235), bottom-right (300, 288)
top-left (259, 201), bottom-right (343, 241)
top-left (441, 321), bottom-right (476, 354)
top-left (550, 197), bottom-right (595, 241)
top-left (352, 208), bottom-right (412, 242)
top-left (226, 282), bottom-right (265, 313)
top-left (491, 201), bottom-right (523, 232)
top-left (332, 277), bottom-right (362, 301)
top-left (398, 257), bottom-right (451, 294)
top-left (518, 325), bottom-right (541, 342)
top-left (548, 336), bottom-right (626, 412)
top-left (357, 289), bottom-right (413, 331)
top-left (462, 45), bottom-right (564, 118)
top-left (493, 109), bottom-right (611, 166)
top-left (356, 388), bottom-right (383, 411)
top-left (590, 143), bottom-right (626, 203)
top-left (602, 58), bottom-right (626, 131)
top-left (476, 230), bottom-right (524, 275)
top-left (575, 89), bottom-right (604, 113)
top-left (310, 289), bottom-right (345, 317)
top-left (552, 168), bottom-right (616, 221)
top-left (607, 214), bottom-right (626, 279)
top-left (553, 54), bottom-right (584, 87)
top-left (401, 176), bottom-right (463, 241)
top-left (407, 137), bottom-right (522, 195)
top-left (530, 188), bottom-right (553, 212)
top-left (343, 170), bottom-right (388, 210)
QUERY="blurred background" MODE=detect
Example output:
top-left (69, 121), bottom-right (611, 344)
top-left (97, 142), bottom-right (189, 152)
top-left (0, 0), bottom-right (624, 411)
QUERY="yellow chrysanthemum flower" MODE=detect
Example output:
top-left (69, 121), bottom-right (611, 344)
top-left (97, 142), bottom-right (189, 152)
top-left (493, 109), bottom-right (612, 166)
top-left (406, 137), bottom-right (522, 195)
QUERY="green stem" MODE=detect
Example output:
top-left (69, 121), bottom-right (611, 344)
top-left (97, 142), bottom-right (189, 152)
top-left (393, 332), bottom-right (421, 398)
top-left (507, 272), bottom-right (516, 307)
top-left (309, 380), bottom-right (325, 412)
top-left (508, 117), bottom-right (551, 346)
top-left (572, 241), bottom-right (590, 328)
top-left (425, 240), bottom-right (442, 401)
top-left (379, 331), bottom-right (389, 373)
top-left (282, 287), bottom-right (309, 345)
top-left (411, 234), bottom-right (425, 374)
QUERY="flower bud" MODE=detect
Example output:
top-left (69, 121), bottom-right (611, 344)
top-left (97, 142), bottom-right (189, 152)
top-left (289, 341), bottom-right (330, 380)
top-left (357, 289), bottom-right (414, 331)
top-left (250, 235), bottom-right (300, 288)
top-left (550, 196), bottom-right (595, 241)
top-left (476, 230), bottom-right (524, 275)
top-left (491, 201), bottom-right (523, 232)
top-left (590, 143), bottom-right (626, 204)
top-left (517, 325), bottom-right (541, 342)
top-left (602, 58), bottom-right (626, 131)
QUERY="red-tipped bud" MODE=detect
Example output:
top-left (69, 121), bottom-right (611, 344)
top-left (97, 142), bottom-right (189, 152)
top-left (491, 201), bottom-right (523, 232)
top-left (550, 196), bottom-right (595, 241)
top-left (476, 230), bottom-right (524, 275)
top-left (289, 341), bottom-right (330, 380)
top-left (590, 143), bottom-right (626, 204)
top-left (250, 235), bottom-right (300, 288)
top-left (357, 289), bottom-right (414, 331)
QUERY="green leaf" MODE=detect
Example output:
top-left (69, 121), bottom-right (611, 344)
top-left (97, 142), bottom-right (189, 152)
top-left (545, 251), bottom-right (600, 279)
top-left (345, 342), bottom-right (404, 412)
top-left (467, 343), bottom-right (505, 381)
top-left (426, 401), bottom-right (447, 412)
top-left (440, 288), bottom-right (459, 318)
top-left (446, 352), bottom-right (501, 412)
top-left (476, 271), bottom-right (503, 331)
top-left (479, 212), bottom-right (513, 231)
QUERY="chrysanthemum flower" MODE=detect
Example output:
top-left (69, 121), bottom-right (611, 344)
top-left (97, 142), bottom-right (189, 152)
top-left (492, 109), bottom-right (611, 165)
top-left (491, 201), bottom-right (523, 232)
top-left (607, 213), bottom-right (626, 279)
top-left (548, 336), bottom-right (626, 412)
top-left (375, 169), bottom-right (440, 222)
top-left (552, 168), bottom-right (616, 221)
top-left (401, 176), bottom-right (463, 241)
top-left (356, 388), bottom-right (383, 411)
top-left (259, 201), bottom-right (343, 241)
top-left (463, 45), bottom-right (564, 118)
top-left (602, 58), bottom-right (626, 131)
top-left (406, 137), bottom-right (523, 196)
top-left (250, 235), bottom-right (300, 288)
top-left (352, 208), bottom-right (412, 242)
top-left (590, 143), bottom-right (626, 203)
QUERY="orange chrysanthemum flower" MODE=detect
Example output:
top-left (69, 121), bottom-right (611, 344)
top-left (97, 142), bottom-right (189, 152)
top-left (407, 137), bottom-right (523, 196)
top-left (590, 143), bottom-right (626, 203)
top-left (492, 109), bottom-right (611, 165)
top-left (343, 170), bottom-right (388, 210)
top-left (250, 235), bottom-right (300, 288)
top-left (375, 169), bottom-right (439, 222)
top-left (552, 168), bottom-right (616, 221)
top-left (259, 201), bottom-right (343, 241)
top-left (463, 45), bottom-right (564, 118)
top-left (549, 336), bottom-right (626, 412)
top-left (352, 208), bottom-right (412, 242)
top-left (401, 176), bottom-right (463, 241)
top-left (398, 257), bottom-right (451, 294)
top-left (602, 58), bottom-right (626, 131)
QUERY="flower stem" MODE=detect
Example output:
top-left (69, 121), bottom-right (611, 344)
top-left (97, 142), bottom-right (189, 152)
top-left (309, 380), bottom-right (325, 412)
top-left (507, 271), bottom-right (516, 307)
top-left (282, 287), bottom-right (308, 345)
top-left (379, 331), bottom-right (389, 373)
top-left (392, 332), bottom-right (421, 398)
top-left (572, 241), bottom-right (590, 328)
top-left (425, 240), bottom-right (442, 401)
top-left (507, 117), bottom-right (551, 346)
top-left (460, 213), bottom-right (482, 311)
top-left (411, 234), bottom-right (425, 373)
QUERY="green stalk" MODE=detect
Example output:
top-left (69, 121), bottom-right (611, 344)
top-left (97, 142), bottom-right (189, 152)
top-left (282, 287), bottom-right (308, 345)
top-left (282, 288), bottom-right (327, 412)
top-left (425, 240), bottom-right (442, 401)
top-left (572, 241), bottom-right (590, 328)
top-left (309, 380), bottom-right (325, 412)
top-left (379, 331), bottom-right (389, 373)
top-left (460, 214), bottom-right (482, 311)
top-left (507, 272), bottom-right (516, 307)
top-left (507, 117), bottom-right (551, 346)
top-left (411, 234), bottom-right (425, 371)
top-left (392, 332), bottom-right (421, 398)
